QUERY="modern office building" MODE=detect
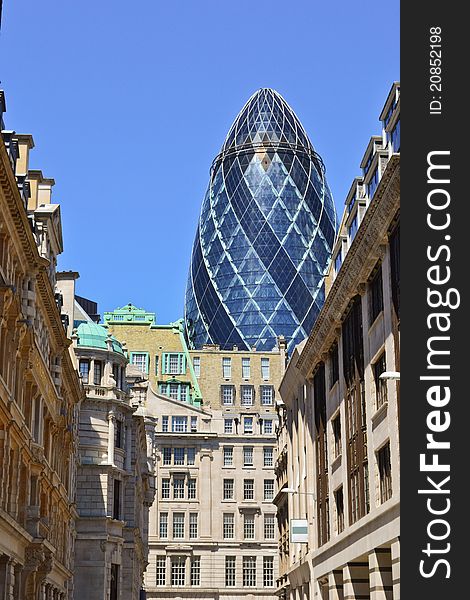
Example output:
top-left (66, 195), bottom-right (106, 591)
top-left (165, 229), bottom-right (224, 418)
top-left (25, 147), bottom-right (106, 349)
top-left (0, 92), bottom-right (83, 600)
top-left (105, 306), bottom-right (285, 600)
top-left (275, 83), bottom-right (400, 600)
top-left (185, 88), bottom-right (337, 354)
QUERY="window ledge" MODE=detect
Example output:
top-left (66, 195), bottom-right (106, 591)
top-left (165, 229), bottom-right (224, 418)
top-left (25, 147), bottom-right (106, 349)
top-left (372, 402), bottom-right (388, 429)
top-left (331, 454), bottom-right (342, 473)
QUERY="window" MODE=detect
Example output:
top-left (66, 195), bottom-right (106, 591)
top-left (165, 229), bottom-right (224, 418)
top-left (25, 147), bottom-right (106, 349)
top-left (173, 513), bottom-right (185, 539)
top-left (161, 478), bottom-right (170, 499)
top-left (263, 557), bottom-right (274, 587)
top-left (224, 446), bottom-right (233, 466)
top-left (159, 382), bottom-right (190, 402)
top-left (243, 557), bottom-right (256, 587)
top-left (222, 357), bottom-right (232, 379)
top-left (169, 354), bottom-right (180, 374)
top-left (264, 514), bottom-right (275, 539)
top-left (369, 265), bottom-right (384, 324)
top-left (190, 416), bottom-right (197, 432)
top-left (374, 353), bottom-right (388, 409)
top-left (155, 355), bottom-right (159, 376)
top-left (244, 479), bottom-right (254, 500)
top-left (263, 447), bottom-right (273, 467)
top-left (244, 514), bottom-right (255, 539)
top-left (79, 359), bottom-right (90, 384)
top-left (391, 118), bottom-right (400, 152)
top-left (367, 166), bottom-right (379, 199)
top-left (223, 479), bottom-right (234, 500)
top-left (130, 352), bottom-right (148, 374)
top-left (348, 212), bottom-right (358, 243)
top-left (172, 416), bottom-right (187, 433)
top-left (261, 357), bottom-right (270, 380)
top-left (378, 443), bottom-right (392, 503)
top-left (223, 513), bottom-right (234, 539)
top-left (243, 417), bottom-right (253, 434)
top-left (187, 447), bottom-right (196, 465)
top-left (163, 353), bottom-right (185, 375)
top-left (335, 487), bottom-right (344, 534)
top-left (156, 557), bottom-right (166, 586)
top-left (190, 557), bottom-right (200, 586)
top-left (241, 385), bottom-right (254, 406)
top-left (115, 419), bottom-right (123, 449)
top-left (112, 364), bottom-right (120, 389)
top-left (242, 357), bottom-right (251, 379)
top-left (329, 344), bottom-right (339, 388)
top-left (350, 470), bottom-right (360, 524)
top-left (260, 385), bottom-right (273, 405)
top-left (113, 479), bottom-right (121, 520)
top-left (224, 418), bottom-right (233, 434)
top-left (110, 564), bottom-right (119, 600)
top-left (243, 446), bottom-right (253, 467)
top-left (334, 251), bottom-right (342, 274)
top-left (171, 556), bottom-right (185, 586)
top-left (173, 478), bottom-right (185, 499)
top-left (159, 513), bottom-right (168, 538)
top-left (174, 448), bottom-right (185, 465)
top-left (162, 416), bottom-right (169, 432)
top-left (264, 480), bottom-right (274, 501)
top-left (163, 447), bottom-right (172, 466)
top-left (262, 419), bottom-right (273, 434)
top-left (193, 356), bottom-right (201, 378)
top-left (188, 478), bottom-right (196, 499)
top-left (332, 414), bottom-right (342, 458)
top-left (93, 361), bottom-right (102, 385)
top-left (189, 513), bottom-right (198, 539)
top-left (225, 557), bottom-right (236, 587)
top-left (221, 385), bottom-right (234, 406)
top-left (390, 224), bottom-right (400, 316)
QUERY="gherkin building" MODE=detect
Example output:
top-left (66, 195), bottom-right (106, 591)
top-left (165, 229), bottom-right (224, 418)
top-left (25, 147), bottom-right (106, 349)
top-left (185, 88), bottom-right (337, 353)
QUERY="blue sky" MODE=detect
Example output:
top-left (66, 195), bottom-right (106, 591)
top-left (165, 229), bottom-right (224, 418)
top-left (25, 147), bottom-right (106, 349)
top-left (1, 1), bottom-right (399, 324)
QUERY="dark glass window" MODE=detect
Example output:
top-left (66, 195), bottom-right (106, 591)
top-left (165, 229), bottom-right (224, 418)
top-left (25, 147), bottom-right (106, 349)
top-left (113, 479), bottom-right (121, 520)
top-left (93, 361), bottom-right (102, 385)
top-left (110, 564), bottom-right (119, 600)
top-left (115, 419), bottom-right (123, 449)
top-left (378, 443), bottom-right (392, 503)
top-left (369, 265), bottom-right (384, 324)
top-left (374, 353), bottom-right (388, 409)
top-left (332, 414), bottom-right (342, 458)
top-left (79, 360), bottom-right (90, 384)
top-left (335, 487), bottom-right (344, 534)
top-left (329, 344), bottom-right (339, 388)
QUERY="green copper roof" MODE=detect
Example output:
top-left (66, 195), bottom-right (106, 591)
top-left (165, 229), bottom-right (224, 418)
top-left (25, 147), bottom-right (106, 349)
top-left (103, 303), bottom-right (156, 325)
top-left (76, 322), bottom-right (125, 355)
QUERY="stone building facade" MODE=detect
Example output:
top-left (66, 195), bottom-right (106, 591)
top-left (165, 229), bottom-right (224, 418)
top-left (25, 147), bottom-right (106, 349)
top-left (0, 91), bottom-right (83, 599)
top-left (54, 281), bottom-right (157, 600)
top-left (105, 307), bottom-right (286, 600)
top-left (275, 83), bottom-right (400, 600)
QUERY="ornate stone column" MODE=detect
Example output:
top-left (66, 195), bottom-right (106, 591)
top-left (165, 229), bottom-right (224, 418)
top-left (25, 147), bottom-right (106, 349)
top-left (107, 410), bottom-right (115, 466)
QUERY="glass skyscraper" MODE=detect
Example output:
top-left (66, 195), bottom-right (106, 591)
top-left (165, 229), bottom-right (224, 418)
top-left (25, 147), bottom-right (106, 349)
top-left (185, 88), bottom-right (337, 352)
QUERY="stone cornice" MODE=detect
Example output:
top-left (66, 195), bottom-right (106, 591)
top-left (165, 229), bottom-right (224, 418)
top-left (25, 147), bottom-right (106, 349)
top-left (0, 136), bottom-right (39, 268)
top-left (296, 155), bottom-right (400, 377)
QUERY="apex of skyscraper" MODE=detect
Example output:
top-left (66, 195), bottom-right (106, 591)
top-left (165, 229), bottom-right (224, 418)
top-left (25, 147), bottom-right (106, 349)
top-left (185, 88), bottom-right (337, 353)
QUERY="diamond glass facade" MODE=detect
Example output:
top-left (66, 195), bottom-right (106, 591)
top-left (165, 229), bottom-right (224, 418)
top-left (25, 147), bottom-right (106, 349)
top-left (185, 88), bottom-right (337, 352)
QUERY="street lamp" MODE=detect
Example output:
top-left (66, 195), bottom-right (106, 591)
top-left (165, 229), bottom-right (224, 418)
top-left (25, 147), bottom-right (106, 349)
top-left (379, 371), bottom-right (400, 380)
top-left (281, 487), bottom-right (316, 499)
